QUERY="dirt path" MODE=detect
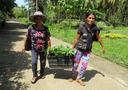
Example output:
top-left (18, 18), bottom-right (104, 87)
top-left (0, 21), bottom-right (128, 90)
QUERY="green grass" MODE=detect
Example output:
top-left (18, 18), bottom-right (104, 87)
top-left (17, 17), bottom-right (28, 24)
top-left (48, 19), bottom-right (128, 68)
top-left (49, 21), bottom-right (77, 43)
top-left (92, 39), bottom-right (128, 68)
top-left (17, 17), bottom-right (32, 26)
top-left (93, 26), bottom-right (128, 68)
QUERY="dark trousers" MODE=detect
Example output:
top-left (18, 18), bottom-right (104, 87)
top-left (31, 49), bottom-right (47, 77)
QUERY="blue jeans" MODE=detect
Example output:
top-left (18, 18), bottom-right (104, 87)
top-left (31, 49), bottom-right (47, 77)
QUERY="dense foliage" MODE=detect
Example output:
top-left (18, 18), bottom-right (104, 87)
top-left (0, 0), bottom-right (16, 16)
top-left (26, 0), bottom-right (128, 26)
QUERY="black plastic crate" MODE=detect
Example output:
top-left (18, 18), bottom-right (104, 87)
top-left (48, 56), bottom-right (73, 69)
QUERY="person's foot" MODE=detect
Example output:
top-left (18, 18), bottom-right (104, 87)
top-left (38, 73), bottom-right (45, 79)
top-left (31, 77), bottom-right (38, 84)
top-left (76, 79), bottom-right (85, 86)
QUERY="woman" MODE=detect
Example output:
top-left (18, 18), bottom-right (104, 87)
top-left (22, 11), bottom-right (51, 83)
top-left (70, 13), bottom-right (105, 86)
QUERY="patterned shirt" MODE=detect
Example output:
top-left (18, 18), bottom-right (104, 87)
top-left (26, 24), bottom-right (50, 52)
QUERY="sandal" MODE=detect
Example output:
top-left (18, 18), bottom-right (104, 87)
top-left (31, 77), bottom-right (37, 84)
top-left (38, 74), bottom-right (45, 79)
top-left (76, 79), bottom-right (85, 86)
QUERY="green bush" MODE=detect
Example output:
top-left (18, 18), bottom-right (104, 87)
top-left (18, 17), bottom-right (31, 25)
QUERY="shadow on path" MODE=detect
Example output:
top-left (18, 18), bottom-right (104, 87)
top-left (45, 67), bottom-right (105, 81)
top-left (0, 21), bottom-right (31, 90)
top-left (0, 21), bottom-right (27, 30)
top-left (83, 70), bottom-right (105, 81)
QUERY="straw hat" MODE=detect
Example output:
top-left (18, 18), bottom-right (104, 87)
top-left (29, 11), bottom-right (46, 22)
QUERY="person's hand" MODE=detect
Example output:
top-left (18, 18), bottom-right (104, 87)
top-left (72, 46), bottom-right (75, 50)
top-left (72, 46), bottom-right (77, 53)
top-left (48, 46), bottom-right (51, 51)
top-left (102, 47), bottom-right (105, 54)
top-left (47, 46), bottom-right (51, 54)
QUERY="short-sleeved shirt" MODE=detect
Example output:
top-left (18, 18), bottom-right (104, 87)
top-left (26, 24), bottom-right (50, 52)
top-left (76, 23), bottom-right (100, 52)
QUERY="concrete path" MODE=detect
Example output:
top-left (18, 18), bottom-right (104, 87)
top-left (0, 21), bottom-right (128, 90)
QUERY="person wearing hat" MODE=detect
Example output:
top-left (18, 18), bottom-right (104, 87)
top-left (22, 11), bottom-right (51, 83)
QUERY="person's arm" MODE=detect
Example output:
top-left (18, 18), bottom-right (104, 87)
top-left (72, 23), bottom-right (83, 49)
top-left (47, 37), bottom-right (51, 48)
top-left (72, 33), bottom-right (80, 49)
top-left (96, 32), bottom-right (105, 53)
top-left (46, 27), bottom-right (51, 49)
